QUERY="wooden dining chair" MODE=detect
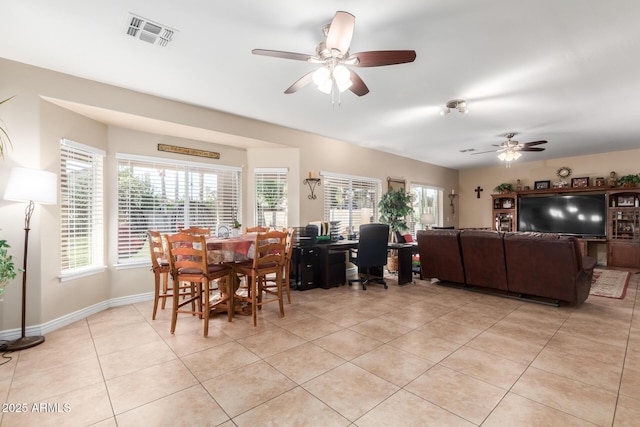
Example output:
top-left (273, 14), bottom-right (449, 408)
top-left (148, 230), bottom-right (201, 320)
top-left (166, 232), bottom-right (233, 336)
top-left (178, 226), bottom-right (211, 235)
top-left (245, 226), bottom-right (269, 233)
top-left (263, 227), bottom-right (296, 304)
top-left (234, 230), bottom-right (288, 326)
top-left (147, 230), bottom-right (172, 320)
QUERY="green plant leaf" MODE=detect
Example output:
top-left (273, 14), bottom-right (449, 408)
top-left (378, 188), bottom-right (414, 233)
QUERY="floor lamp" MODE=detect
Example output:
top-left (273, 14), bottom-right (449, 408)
top-left (3, 167), bottom-right (57, 351)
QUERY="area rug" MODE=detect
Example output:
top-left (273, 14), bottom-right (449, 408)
top-left (589, 268), bottom-right (631, 299)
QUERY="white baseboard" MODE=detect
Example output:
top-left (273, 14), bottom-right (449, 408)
top-left (0, 292), bottom-right (154, 342)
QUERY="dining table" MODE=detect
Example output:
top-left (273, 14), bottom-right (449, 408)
top-left (206, 233), bottom-right (256, 264)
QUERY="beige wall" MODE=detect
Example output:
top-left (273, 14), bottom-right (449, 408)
top-left (458, 149), bottom-right (640, 229)
top-left (0, 58), bottom-right (458, 333)
top-left (39, 100), bottom-right (111, 323)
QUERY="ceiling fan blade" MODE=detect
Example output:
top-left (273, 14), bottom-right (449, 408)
top-left (348, 70), bottom-right (369, 96)
top-left (520, 147), bottom-right (546, 152)
top-left (252, 49), bottom-right (311, 62)
top-left (284, 71), bottom-right (314, 94)
top-left (470, 149), bottom-right (500, 155)
top-left (326, 11), bottom-right (355, 55)
top-left (522, 140), bottom-right (548, 147)
top-left (349, 50), bottom-right (417, 67)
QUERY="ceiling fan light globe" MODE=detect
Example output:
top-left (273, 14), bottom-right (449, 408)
top-left (312, 67), bottom-right (331, 87)
top-left (317, 80), bottom-right (333, 94)
top-left (513, 151), bottom-right (522, 160)
top-left (333, 65), bottom-right (351, 85)
top-left (337, 79), bottom-right (352, 93)
top-left (498, 152), bottom-right (507, 161)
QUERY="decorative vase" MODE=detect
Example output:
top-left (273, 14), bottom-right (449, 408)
top-left (387, 256), bottom-right (398, 272)
top-left (231, 228), bottom-right (239, 238)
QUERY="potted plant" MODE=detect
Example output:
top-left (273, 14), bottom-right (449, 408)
top-left (0, 236), bottom-right (20, 301)
top-left (0, 96), bottom-right (15, 159)
top-left (617, 174), bottom-right (640, 188)
top-left (494, 183), bottom-right (515, 194)
top-left (378, 188), bottom-right (414, 271)
top-left (231, 217), bottom-right (241, 237)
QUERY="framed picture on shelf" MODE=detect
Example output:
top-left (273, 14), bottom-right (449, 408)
top-left (618, 223), bottom-right (634, 234)
top-left (571, 177), bottom-right (589, 188)
top-left (534, 180), bottom-right (551, 190)
top-left (618, 196), bottom-right (635, 207)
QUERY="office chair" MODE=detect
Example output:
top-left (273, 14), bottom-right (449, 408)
top-left (348, 223), bottom-right (390, 290)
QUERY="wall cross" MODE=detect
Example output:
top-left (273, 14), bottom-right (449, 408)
top-left (475, 186), bottom-right (483, 198)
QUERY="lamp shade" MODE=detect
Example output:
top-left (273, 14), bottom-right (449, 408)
top-left (4, 167), bottom-right (57, 204)
top-left (420, 213), bottom-right (435, 225)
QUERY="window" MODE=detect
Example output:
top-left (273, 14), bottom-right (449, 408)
top-left (409, 184), bottom-right (442, 236)
top-left (254, 168), bottom-right (288, 228)
top-left (60, 139), bottom-right (105, 279)
top-left (116, 154), bottom-right (241, 265)
top-left (322, 172), bottom-right (381, 237)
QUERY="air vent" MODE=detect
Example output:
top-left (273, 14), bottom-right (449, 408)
top-left (126, 13), bottom-right (175, 47)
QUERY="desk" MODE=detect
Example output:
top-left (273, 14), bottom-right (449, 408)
top-left (292, 240), bottom-right (414, 289)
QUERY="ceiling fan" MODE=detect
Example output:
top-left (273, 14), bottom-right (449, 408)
top-left (472, 133), bottom-right (548, 156)
top-left (252, 11), bottom-right (417, 97)
top-left (472, 133), bottom-right (547, 166)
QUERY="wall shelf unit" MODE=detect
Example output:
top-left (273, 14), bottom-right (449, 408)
top-left (490, 187), bottom-right (640, 269)
top-left (492, 194), bottom-right (517, 232)
top-left (607, 189), bottom-right (640, 268)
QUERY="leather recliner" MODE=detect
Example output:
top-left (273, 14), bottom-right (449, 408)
top-left (416, 229), bottom-right (465, 284)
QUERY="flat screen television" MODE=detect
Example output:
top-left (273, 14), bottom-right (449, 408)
top-left (518, 194), bottom-right (607, 237)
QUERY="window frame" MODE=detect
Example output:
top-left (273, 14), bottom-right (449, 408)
top-left (59, 138), bottom-right (106, 281)
top-left (116, 153), bottom-right (242, 267)
top-left (409, 183), bottom-right (443, 237)
top-left (321, 171), bottom-right (381, 238)
top-left (254, 167), bottom-right (288, 229)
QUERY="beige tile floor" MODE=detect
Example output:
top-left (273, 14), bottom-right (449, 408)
top-left (1, 272), bottom-right (639, 426)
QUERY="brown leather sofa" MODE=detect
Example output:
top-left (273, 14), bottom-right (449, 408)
top-left (417, 228), bottom-right (465, 284)
top-left (416, 229), bottom-right (596, 305)
top-left (460, 230), bottom-right (509, 292)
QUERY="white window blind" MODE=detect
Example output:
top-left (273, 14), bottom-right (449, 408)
top-left (409, 184), bottom-right (442, 236)
top-left (322, 172), bottom-right (380, 237)
top-left (116, 154), bottom-right (241, 264)
top-left (254, 168), bottom-right (288, 228)
top-left (60, 139), bottom-right (105, 275)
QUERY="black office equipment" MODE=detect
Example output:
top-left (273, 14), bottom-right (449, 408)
top-left (348, 223), bottom-right (390, 290)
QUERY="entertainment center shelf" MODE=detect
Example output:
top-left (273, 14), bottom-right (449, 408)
top-left (491, 187), bottom-right (640, 269)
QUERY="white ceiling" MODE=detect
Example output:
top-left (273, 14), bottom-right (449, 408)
top-left (2, 0), bottom-right (639, 169)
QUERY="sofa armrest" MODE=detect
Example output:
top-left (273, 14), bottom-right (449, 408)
top-left (581, 255), bottom-right (596, 272)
